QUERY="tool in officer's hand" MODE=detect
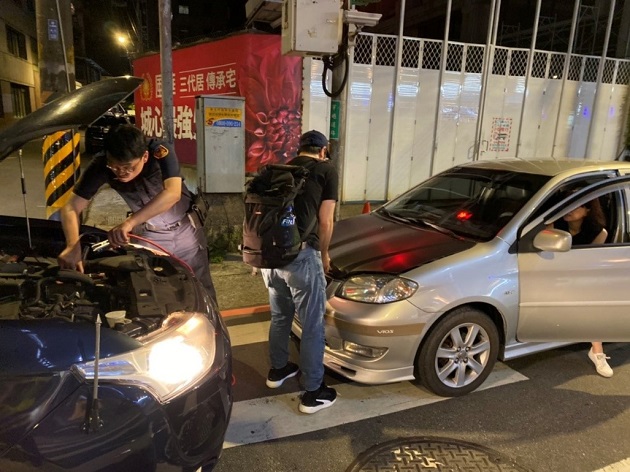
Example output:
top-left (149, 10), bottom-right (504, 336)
top-left (91, 240), bottom-right (112, 253)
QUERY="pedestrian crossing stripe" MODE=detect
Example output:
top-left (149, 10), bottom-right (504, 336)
top-left (224, 318), bottom-right (529, 449)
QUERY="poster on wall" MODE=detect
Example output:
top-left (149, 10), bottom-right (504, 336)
top-left (132, 33), bottom-right (302, 172)
top-left (204, 107), bottom-right (243, 128)
top-left (490, 118), bottom-right (512, 152)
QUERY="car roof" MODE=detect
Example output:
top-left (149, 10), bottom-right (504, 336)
top-left (456, 158), bottom-right (630, 177)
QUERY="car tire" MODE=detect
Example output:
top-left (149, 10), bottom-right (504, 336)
top-left (416, 307), bottom-right (499, 397)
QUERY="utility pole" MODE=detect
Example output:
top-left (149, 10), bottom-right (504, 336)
top-left (36, 0), bottom-right (80, 221)
top-left (329, 2), bottom-right (381, 216)
top-left (159, 0), bottom-right (174, 143)
top-left (36, 0), bottom-right (75, 97)
top-left (329, 1), bottom-right (350, 220)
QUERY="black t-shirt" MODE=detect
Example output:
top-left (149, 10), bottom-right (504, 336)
top-left (555, 218), bottom-right (605, 246)
top-left (287, 155), bottom-right (339, 250)
top-left (73, 139), bottom-right (192, 228)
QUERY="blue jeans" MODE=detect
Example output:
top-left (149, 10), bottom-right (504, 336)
top-left (261, 246), bottom-right (327, 392)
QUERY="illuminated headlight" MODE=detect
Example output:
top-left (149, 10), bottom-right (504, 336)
top-left (73, 312), bottom-right (218, 403)
top-left (338, 275), bottom-right (418, 303)
top-left (343, 341), bottom-right (388, 359)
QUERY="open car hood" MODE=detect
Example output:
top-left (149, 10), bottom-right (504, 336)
top-left (0, 76), bottom-right (143, 161)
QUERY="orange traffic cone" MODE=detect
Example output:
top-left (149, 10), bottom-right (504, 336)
top-left (362, 201), bottom-right (371, 214)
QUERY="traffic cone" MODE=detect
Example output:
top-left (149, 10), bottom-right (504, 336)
top-left (362, 201), bottom-right (371, 214)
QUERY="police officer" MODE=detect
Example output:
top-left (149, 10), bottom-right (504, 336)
top-left (58, 124), bottom-right (217, 303)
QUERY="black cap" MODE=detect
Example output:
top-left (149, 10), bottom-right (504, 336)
top-left (299, 130), bottom-right (328, 148)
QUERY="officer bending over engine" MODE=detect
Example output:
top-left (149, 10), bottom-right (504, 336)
top-left (58, 124), bottom-right (217, 304)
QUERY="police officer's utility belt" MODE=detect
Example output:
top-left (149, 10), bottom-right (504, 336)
top-left (144, 214), bottom-right (189, 232)
top-left (143, 193), bottom-right (208, 232)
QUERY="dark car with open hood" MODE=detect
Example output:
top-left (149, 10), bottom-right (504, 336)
top-left (0, 77), bottom-right (232, 471)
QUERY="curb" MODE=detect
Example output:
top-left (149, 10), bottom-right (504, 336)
top-left (220, 304), bottom-right (270, 318)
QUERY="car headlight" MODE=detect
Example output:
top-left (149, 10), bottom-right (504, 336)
top-left (338, 275), bottom-right (418, 303)
top-left (73, 312), bottom-right (218, 403)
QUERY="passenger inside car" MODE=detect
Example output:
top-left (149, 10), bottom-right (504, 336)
top-left (553, 193), bottom-right (613, 378)
top-left (554, 195), bottom-right (607, 246)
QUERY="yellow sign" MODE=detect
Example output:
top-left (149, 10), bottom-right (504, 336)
top-left (204, 107), bottom-right (243, 128)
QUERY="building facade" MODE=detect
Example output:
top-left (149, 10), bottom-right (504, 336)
top-left (0, 0), bottom-right (40, 128)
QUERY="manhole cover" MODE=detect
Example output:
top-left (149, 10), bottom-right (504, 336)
top-left (346, 437), bottom-right (532, 472)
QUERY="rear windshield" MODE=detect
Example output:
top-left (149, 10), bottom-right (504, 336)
top-left (379, 167), bottom-right (551, 240)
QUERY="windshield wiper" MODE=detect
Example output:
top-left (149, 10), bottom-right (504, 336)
top-left (410, 217), bottom-right (470, 241)
top-left (378, 207), bottom-right (413, 224)
top-left (379, 208), bottom-right (470, 241)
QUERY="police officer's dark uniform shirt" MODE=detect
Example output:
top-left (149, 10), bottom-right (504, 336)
top-left (74, 139), bottom-right (192, 231)
top-left (73, 139), bottom-right (217, 303)
top-left (288, 155), bottom-right (339, 250)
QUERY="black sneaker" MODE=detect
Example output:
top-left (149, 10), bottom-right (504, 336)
top-left (266, 362), bottom-right (299, 388)
top-left (299, 384), bottom-right (337, 414)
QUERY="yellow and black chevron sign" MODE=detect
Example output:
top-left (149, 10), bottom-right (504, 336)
top-left (42, 130), bottom-right (81, 220)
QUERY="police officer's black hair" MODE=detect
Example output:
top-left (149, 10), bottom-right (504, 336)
top-left (104, 124), bottom-right (147, 162)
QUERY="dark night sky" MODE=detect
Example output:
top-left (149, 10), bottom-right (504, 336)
top-left (80, 0), bottom-right (246, 77)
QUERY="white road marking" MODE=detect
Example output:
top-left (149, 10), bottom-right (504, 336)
top-left (224, 362), bottom-right (528, 449)
top-left (228, 320), bottom-right (270, 346)
top-left (593, 458), bottom-right (630, 472)
top-left (227, 322), bottom-right (629, 470)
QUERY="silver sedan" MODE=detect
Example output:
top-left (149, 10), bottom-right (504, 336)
top-left (292, 159), bottom-right (630, 396)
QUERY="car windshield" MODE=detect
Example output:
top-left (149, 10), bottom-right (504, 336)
top-left (379, 167), bottom-right (551, 240)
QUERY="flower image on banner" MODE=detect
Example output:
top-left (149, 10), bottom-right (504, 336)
top-left (238, 41), bottom-right (303, 173)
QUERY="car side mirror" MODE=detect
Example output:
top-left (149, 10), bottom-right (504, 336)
top-left (533, 228), bottom-right (571, 252)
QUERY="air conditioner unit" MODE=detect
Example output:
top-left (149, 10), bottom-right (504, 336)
top-left (282, 0), bottom-right (342, 56)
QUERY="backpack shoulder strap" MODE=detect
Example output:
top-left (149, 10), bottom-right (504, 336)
top-left (294, 157), bottom-right (325, 242)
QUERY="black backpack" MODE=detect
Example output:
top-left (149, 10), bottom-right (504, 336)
top-left (242, 163), bottom-right (316, 269)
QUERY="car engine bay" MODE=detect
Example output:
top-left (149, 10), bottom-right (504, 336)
top-left (0, 248), bottom-right (198, 338)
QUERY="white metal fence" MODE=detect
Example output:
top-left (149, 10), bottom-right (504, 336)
top-left (303, 33), bottom-right (630, 202)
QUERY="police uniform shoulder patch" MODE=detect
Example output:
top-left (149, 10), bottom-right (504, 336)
top-left (154, 144), bottom-right (169, 159)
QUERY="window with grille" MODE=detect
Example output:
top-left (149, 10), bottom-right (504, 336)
top-left (532, 51), bottom-right (547, 78)
top-left (617, 61), bottom-right (630, 85)
top-left (7, 26), bottom-right (27, 60)
top-left (492, 48), bottom-right (508, 76)
top-left (354, 35), bottom-right (373, 65)
top-left (509, 50), bottom-right (528, 77)
top-left (11, 83), bottom-right (31, 118)
top-left (465, 46), bottom-right (484, 74)
top-left (583, 57), bottom-right (599, 82)
top-left (402, 38), bottom-right (420, 68)
top-left (549, 54), bottom-right (565, 79)
top-left (446, 44), bottom-right (463, 72)
top-left (375, 36), bottom-right (396, 66)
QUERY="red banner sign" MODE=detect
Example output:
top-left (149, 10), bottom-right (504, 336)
top-left (133, 33), bottom-right (303, 172)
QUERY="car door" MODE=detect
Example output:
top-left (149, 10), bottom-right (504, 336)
top-left (516, 177), bottom-right (630, 342)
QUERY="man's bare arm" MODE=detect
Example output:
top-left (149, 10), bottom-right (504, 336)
top-left (318, 199), bottom-right (336, 273)
top-left (58, 193), bottom-right (90, 271)
top-left (108, 177), bottom-right (182, 246)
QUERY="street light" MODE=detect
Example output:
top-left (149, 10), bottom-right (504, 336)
top-left (115, 33), bottom-right (132, 74)
top-left (116, 33), bottom-right (129, 49)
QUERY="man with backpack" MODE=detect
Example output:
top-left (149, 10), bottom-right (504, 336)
top-left (260, 130), bottom-right (339, 414)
